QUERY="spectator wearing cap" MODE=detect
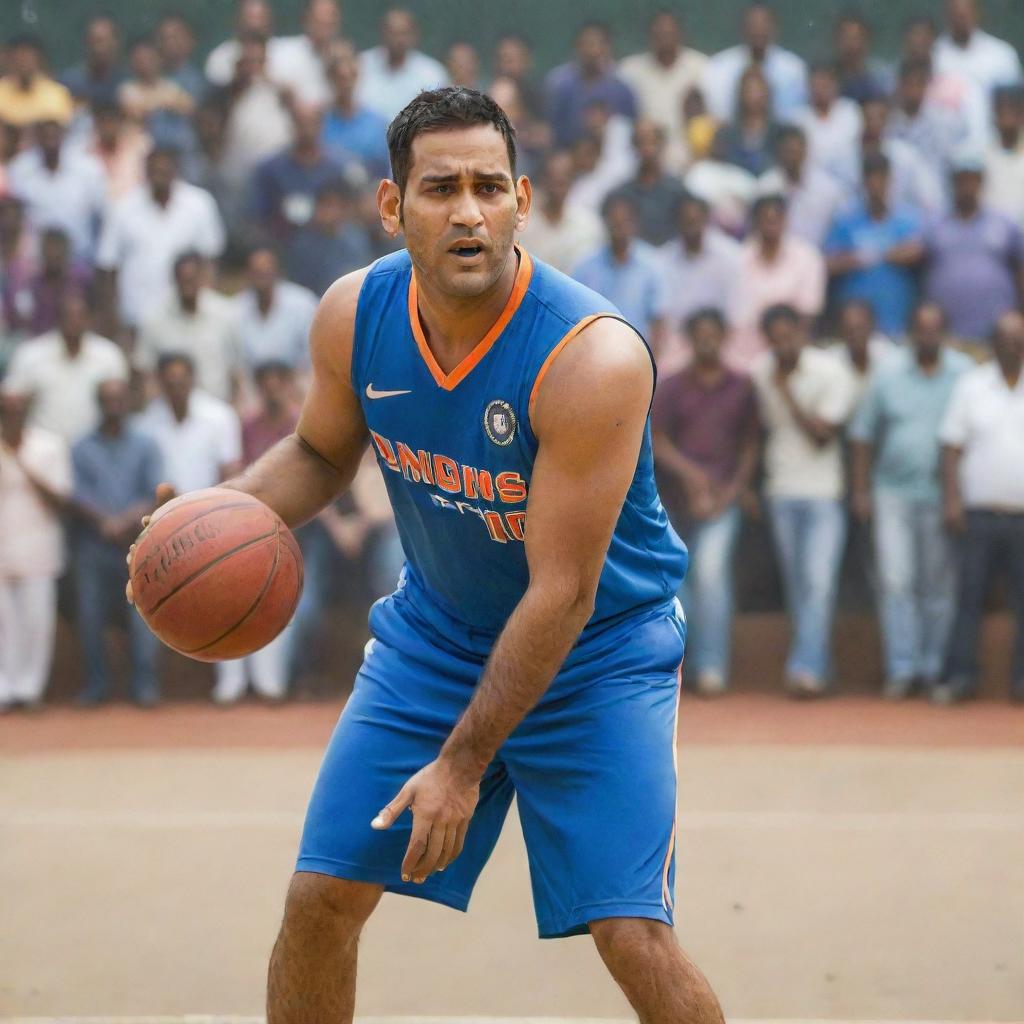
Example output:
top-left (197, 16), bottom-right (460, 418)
top-left (827, 299), bottom-right (899, 410)
top-left (69, 378), bottom-right (163, 707)
top-left (938, 311), bottom-right (1024, 703)
top-left (117, 36), bottom-right (196, 156)
top-left (4, 291), bottom-right (127, 444)
top-left (850, 301), bottom-right (972, 699)
top-left (0, 388), bottom-right (71, 712)
top-left (321, 41), bottom-right (390, 179)
top-left (356, 9), bottom-right (448, 122)
top-left (923, 156), bottom-right (1024, 344)
top-left (833, 11), bottom-right (894, 103)
top-left (731, 194), bottom-right (826, 368)
top-left (933, 0), bottom-right (1022, 102)
top-left (652, 308), bottom-right (759, 695)
top-left (544, 21), bottom-right (636, 148)
top-left (752, 304), bottom-right (855, 697)
top-left (0, 35), bottom-right (74, 130)
top-left (758, 126), bottom-right (850, 248)
top-left (796, 61), bottom-right (863, 172)
top-left (825, 152), bottom-right (924, 338)
top-left (83, 100), bottom-right (151, 202)
top-left (155, 12), bottom-right (207, 101)
top-left (271, 0), bottom-right (344, 108)
top-left (984, 86), bottom-right (1024, 232)
top-left (701, 3), bottom-right (808, 123)
top-left (6, 119), bottom-right (107, 261)
top-left (96, 147), bottom-right (225, 332)
top-left (60, 14), bottom-right (127, 108)
top-left (136, 251), bottom-right (242, 405)
top-left (714, 66), bottom-right (783, 178)
top-left (571, 193), bottom-right (665, 345)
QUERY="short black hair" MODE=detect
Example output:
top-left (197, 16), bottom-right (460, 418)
top-left (157, 351), bottom-right (195, 374)
top-left (7, 33), bottom-right (45, 54)
top-left (775, 123), bottom-right (807, 147)
top-left (751, 193), bottom-right (787, 219)
top-left (760, 303), bottom-right (800, 335)
top-left (677, 189), bottom-right (709, 215)
top-left (909, 299), bottom-right (947, 330)
top-left (899, 55), bottom-right (932, 80)
top-left (600, 190), bottom-right (638, 220)
top-left (836, 8), bottom-right (872, 33)
top-left (173, 249), bottom-right (204, 275)
top-left (253, 359), bottom-right (295, 381)
top-left (685, 307), bottom-right (727, 335)
top-left (386, 86), bottom-right (517, 194)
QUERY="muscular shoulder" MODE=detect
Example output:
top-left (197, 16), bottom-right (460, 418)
top-left (307, 264), bottom-right (374, 378)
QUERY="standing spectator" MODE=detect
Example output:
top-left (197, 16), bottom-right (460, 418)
top-left (828, 299), bottom-right (898, 409)
top-left (136, 251), bottom-right (242, 404)
top-left (833, 10), bottom-right (894, 103)
top-left (923, 156), bottom-right (1024, 343)
top-left (714, 66), bottom-right (783, 178)
top-left (758, 126), bottom-right (850, 248)
top-left (155, 12), bottom-right (207, 100)
top-left (7, 119), bottom-right (107, 261)
top-left (543, 21), bottom-right (636, 148)
top-left (752, 304), bottom-right (854, 696)
top-left (446, 42), bottom-right (481, 91)
top-left (850, 301), bottom-right (971, 698)
top-left (797, 61), bottom-right (863, 172)
top-left (205, 0), bottom-right (278, 88)
top-left (938, 311), bottom-right (1024, 703)
top-left (250, 105), bottom-right (349, 241)
top-left (0, 389), bottom-right (71, 711)
top-left (933, 0), bottom-right (1023, 102)
top-left (96, 147), bottom-right (225, 332)
top-left (8, 228), bottom-right (93, 338)
top-left (117, 36), bottom-right (195, 155)
top-left (731, 194), bottom-right (826, 368)
top-left (69, 378), bottom-right (163, 707)
top-left (4, 291), bottom-right (128, 444)
top-left (519, 150), bottom-right (603, 274)
top-left (272, 0), bottom-right (343, 108)
top-left (984, 86), bottom-right (1024, 232)
top-left (617, 10), bottom-right (707, 148)
top-left (284, 180), bottom-right (372, 296)
top-left (233, 246), bottom-right (318, 374)
top-left (356, 9), bottom-right (448, 121)
top-left (683, 131), bottom-right (759, 238)
top-left (83, 100), bottom-right (151, 201)
top-left (0, 35), bottom-right (74, 130)
top-left (321, 41), bottom-right (390, 179)
top-left (701, 2), bottom-right (808, 123)
top-left (825, 153), bottom-right (924, 338)
top-left (652, 308), bottom-right (759, 694)
top-left (571, 194), bottom-right (665, 344)
top-left (61, 14), bottom-right (126, 108)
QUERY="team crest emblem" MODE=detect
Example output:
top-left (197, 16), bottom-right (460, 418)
top-left (484, 399), bottom-right (517, 446)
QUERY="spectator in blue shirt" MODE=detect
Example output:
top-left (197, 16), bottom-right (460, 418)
top-left (571, 192), bottom-right (665, 344)
top-left (155, 12), bottom-right (208, 101)
top-left (61, 14), bottom-right (126, 107)
top-left (69, 378), bottom-right (164, 707)
top-left (826, 152), bottom-right (924, 337)
top-left (321, 40), bottom-right (390, 179)
top-left (544, 21), bottom-right (636, 147)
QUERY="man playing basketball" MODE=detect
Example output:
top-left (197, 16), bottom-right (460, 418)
top-left (139, 87), bottom-right (724, 1022)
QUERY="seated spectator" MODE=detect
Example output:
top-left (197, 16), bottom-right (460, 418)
top-left (446, 41), bottom-right (481, 91)
top-left (617, 10), bottom-right (707, 147)
top-left (683, 129), bottom-right (758, 238)
top-left (233, 246), bottom-right (318, 375)
top-left (136, 251), bottom-right (242, 404)
top-left (751, 304), bottom-right (854, 696)
top-left (827, 299), bottom-right (899, 409)
top-left (520, 150), bottom-right (603, 274)
top-left (6, 228), bottom-right (93, 337)
top-left (0, 388), bottom-right (71, 712)
top-left (4, 291), bottom-right (127, 443)
top-left (250, 105), bottom-right (350, 241)
top-left (833, 10), bottom-right (894, 103)
top-left (758, 125), bottom-right (849, 247)
top-left (0, 34), bottom-right (74, 131)
top-left (205, 0), bottom-right (278, 88)
top-left (321, 41), bottom-right (390, 179)
top-left (117, 36), bottom-right (195, 155)
top-left (657, 192), bottom-right (741, 347)
top-left (923, 156), bottom-right (1024, 343)
top-left (69, 378), bottom-right (163, 707)
top-left (714, 65), bottom-right (782, 178)
top-left (731, 194), bottom-right (826, 367)
top-left (96, 146), bottom-right (226, 332)
top-left (61, 14), bottom-right (126, 109)
top-left (356, 9), bottom-right (448, 121)
top-left (652, 308), bottom-right (758, 694)
top-left (155, 12), bottom-right (207, 100)
top-left (285, 179), bottom-right (373, 296)
top-left (83, 100), bottom-right (151, 201)
top-left (701, 2), bottom-right (807, 122)
top-left (938, 311), bottom-right (1024, 703)
top-left (544, 20), bottom-right (636, 148)
top-left (271, 0), bottom-right (343, 108)
top-left (933, 0), bottom-right (1022, 102)
top-left (797, 61), bottom-right (862, 172)
top-left (571, 194), bottom-right (665, 344)
top-left (850, 301), bottom-right (971, 699)
top-left (984, 86), bottom-right (1024, 232)
top-left (7, 118), bottom-right (107, 261)
top-left (825, 153), bottom-right (924, 338)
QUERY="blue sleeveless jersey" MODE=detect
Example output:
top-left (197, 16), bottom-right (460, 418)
top-left (351, 246), bottom-right (688, 656)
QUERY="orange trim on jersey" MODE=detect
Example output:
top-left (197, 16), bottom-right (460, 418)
top-left (407, 244), bottom-right (534, 391)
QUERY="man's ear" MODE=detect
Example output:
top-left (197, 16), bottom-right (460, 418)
top-left (376, 179), bottom-right (402, 237)
top-left (514, 174), bottom-right (532, 232)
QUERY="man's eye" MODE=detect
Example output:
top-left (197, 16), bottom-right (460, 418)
top-left (479, 184), bottom-right (500, 194)
top-left (432, 185), bottom-right (452, 194)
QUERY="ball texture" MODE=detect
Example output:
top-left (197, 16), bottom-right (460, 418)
top-left (129, 489), bottom-right (303, 662)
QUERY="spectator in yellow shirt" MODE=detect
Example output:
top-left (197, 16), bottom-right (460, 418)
top-left (0, 35), bottom-right (73, 131)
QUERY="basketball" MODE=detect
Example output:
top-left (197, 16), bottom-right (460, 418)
top-left (128, 489), bottom-right (304, 662)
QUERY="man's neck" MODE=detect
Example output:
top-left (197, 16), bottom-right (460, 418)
top-left (849, 346), bottom-right (870, 372)
top-left (682, 233), bottom-right (703, 256)
top-left (292, 140), bottom-right (320, 165)
top-left (333, 93), bottom-right (355, 117)
top-left (610, 241), bottom-right (631, 263)
top-left (62, 332), bottom-right (84, 357)
top-left (998, 360), bottom-right (1022, 388)
top-left (868, 198), bottom-right (888, 220)
top-left (2, 428), bottom-right (23, 449)
top-left (998, 128), bottom-right (1020, 152)
top-left (955, 201), bottom-right (979, 220)
top-left (151, 185), bottom-right (172, 207)
top-left (14, 73), bottom-right (35, 92)
top-left (653, 47), bottom-right (679, 69)
top-left (783, 164), bottom-right (803, 185)
top-left (42, 151), bottom-right (60, 172)
top-left (170, 399), bottom-right (189, 423)
top-left (386, 50), bottom-right (408, 71)
top-left (692, 360), bottom-right (724, 386)
top-left (256, 287), bottom-right (274, 314)
top-left (101, 418), bottom-right (124, 438)
top-left (951, 29), bottom-right (974, 48)
top-left (88, 57), bottom-right (114, 78)
top-left (759, 237), bottom-right (782, 261)
top-left (179, 294), bottom-right (199, 315)
top-left (637, 162), bottom-right (661, 186)
top-left (915, 348), bottom-right (941, 373)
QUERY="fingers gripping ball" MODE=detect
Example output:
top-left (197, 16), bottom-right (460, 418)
top-left (129, 489), bottom-right (303, 662)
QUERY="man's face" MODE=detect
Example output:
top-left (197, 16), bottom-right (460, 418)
top-left (130, 44), bottom-right (162, 81)
top-left (87, 19), bottom-right (120, 65)
top-left (577, 27), bottom-right (610, 74)
top-left (330, 45), bottom-right (359, 95)
top-left (382, 12), bottom-right (416, 59)
top-left (777, 133), bottom-right (805, 174)
top-left (899, 68), bottom-right (929, 110)
top-left (97, 379), bottom-right (129, 422)
top-left (690, 318), bottom-right (724, 363)
top-left (495, 37), bottom-right (529, 80)
top-left (160, 362), bottom-right (194, 407)
top-left (157, 18), bottom-right (194, 65)
top-left (60, 295), bottom-right (90, 338)
top-left (95, 108), bottom-right (122, 147)
top-left (304, 0), bottom-right (340, 47)
top-left (236, 39), bottom-right (267, 82)
top-left (839, 304), bottom-right (874, 348)
top-left (809, 69), bottom-right (837, 108)
top-left (292, 105), bottom-right (322, 147)
top-left (836, 19), bottom-right (869, 62)
top-left (993, 312), bottom-right (1024, 366)
top-left (381, 125), bottom-right (529, 300)
top-left (952, 169), bottom-right (982, 208)
top-left (994, 96), bottom-right (1022, 138)
top-left (910, 305), bottom-right (946, 359)
top-left (37, 121), bottom-right (64, 158)
top-left (743, 6), bottom-right (775, 54)
top-left (542, 151), bottom-right (574, 205)
top-left (175, 260), bottom-right (203, 304)
top-left (649, 13), bottom-right (681, 59)
top-left (9, 44), bottom-right (41, 80)
top-left (147, 153), bottom-right (177, 193)
top-left (604, 200), bottom-right (636, 249)
top-left (864, 167), bottom-right (890, 206)
top-left (861, 99), bottom-right (889, 139)
top-left (633, 120), bottom-right (663, 165)
top-left (257, 367), bottom-right (292, 407)
top-left (446, 43), bottom-right (479, 88)
top-left (904, 21), bottom-right (936, 61)
top-left (237, 0), bottom-right (272, 36)
top-left (313, 191), bottom-right (346, 231)
top-left (947, 0), bottom-right (978, 38)
top-left (248, 250), bottom-right (278, 291)
top-left (754, 203), bottom-right (785, 245)
top-left (678, 199), bottom-right (707, 244)
top-left (767, 318), bottom-right (803, 366)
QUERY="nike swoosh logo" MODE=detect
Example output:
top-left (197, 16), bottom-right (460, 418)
top-left (365, 384), bottom-right (412, 399)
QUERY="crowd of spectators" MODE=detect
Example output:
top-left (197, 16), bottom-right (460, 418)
top-left (1, 0), bottom-right (1023, 711)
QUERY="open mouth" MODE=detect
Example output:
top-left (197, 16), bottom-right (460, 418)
top-left (449, 242), bottom-right (485, 259)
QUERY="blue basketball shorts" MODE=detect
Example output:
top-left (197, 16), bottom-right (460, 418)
top-left (296, 597), bottom-right (685, 939)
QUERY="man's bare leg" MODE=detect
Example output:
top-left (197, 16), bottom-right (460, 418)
top-left (267, 872), bottom-right (383, 1024)
top-left (590, 917), bottom-right (725, 1024)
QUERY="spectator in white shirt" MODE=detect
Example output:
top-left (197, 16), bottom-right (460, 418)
top-left (3, 291), bottom-right (128, 443)
top-left (356, 9), bottom-right (448, 121)
top-left (797, 61), bottom-right (863, 172)
top-left (136, 251), bottom-right (242, 404)
top-left (984, 86), bottom-right (1024, 232)
top-left (205, 0), bottom-right (277, 87)
top-left (96, 147), bottom-right (225, 331)
top-left (271, 0), bottom-right (343, 108)
top-left (828, 298), bottom-right (899, 409)
top-left (933, 0), bottom-right (1023, 102)
top-left (684, 130), bottom-right (758, 238)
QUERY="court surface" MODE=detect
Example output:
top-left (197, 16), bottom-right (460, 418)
top-left (2, 695), bottom-right (1023, 1022)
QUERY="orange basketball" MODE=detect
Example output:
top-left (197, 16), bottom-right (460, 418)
top-left (129, 488), bottom-right (304, 662)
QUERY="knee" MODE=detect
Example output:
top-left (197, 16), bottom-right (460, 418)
top-left (590, 916), bottom-right (676, 968)
top-left (280, 872), bottom-right (381, 943)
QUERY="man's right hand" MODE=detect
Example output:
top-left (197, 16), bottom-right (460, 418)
top-left (126, 483), bottom-right (177, 605)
